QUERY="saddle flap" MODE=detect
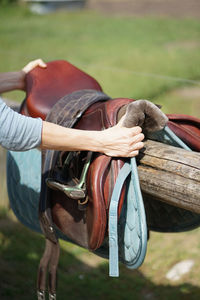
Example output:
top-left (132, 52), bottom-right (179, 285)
top-left (47, 97), bottom-right (135, 250)
top-left (167, 114), bottom-right (200, 151)
top-left (87, 154), bottom-right (126, 250)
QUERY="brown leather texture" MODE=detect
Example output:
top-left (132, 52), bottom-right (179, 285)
top-left (50, 98), bottom-right (134, 250)
top-left (167, 114), bottom-right (200, 151)
top-left (21, 60), bottom-right (102, 120)
top-left (46, 100), bottom-right (200, 241)
top-left (21, 59), bottom-right (200, 244)
top-left (48, 102), bottom-right (200, 242)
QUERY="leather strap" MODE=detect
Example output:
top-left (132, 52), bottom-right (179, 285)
top-left (109, 157), bottom-right (147, 277)
top-left (37, 239), bottom-right (60, 300)
top-left (148, 126), bottom-right (192, 151)
top-left (164, 126), bottom-right (191, 150)
top-left (108, 125), bottom-right (191, 277)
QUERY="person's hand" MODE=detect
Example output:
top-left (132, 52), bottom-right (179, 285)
top-left (0, 59), bottom-right (47, 93)
top-left (18, 58), bottom-right (47, 90)
top-left (99, 123), bottom-right (144, 157)
top-left (22, 58), bottom-right (47, 73)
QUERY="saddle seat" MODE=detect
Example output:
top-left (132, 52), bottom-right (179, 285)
top-left (20, 60), bottom-right (102, 120)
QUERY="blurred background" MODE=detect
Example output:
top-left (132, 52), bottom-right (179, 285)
top-left (0, 0), bottom-right (200, 299)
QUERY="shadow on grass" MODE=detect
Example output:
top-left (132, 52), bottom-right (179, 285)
top-left (0, 216), bottom-right (200, 300)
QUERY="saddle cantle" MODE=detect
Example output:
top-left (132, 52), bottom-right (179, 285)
top-left (20, 60), bottom-right (102, 119)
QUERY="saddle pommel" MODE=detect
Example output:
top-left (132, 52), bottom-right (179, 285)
top-left (122, 100), bottom-right (168, 133)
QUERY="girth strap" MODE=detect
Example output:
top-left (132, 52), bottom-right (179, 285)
top-left (164, 126), bottom-right (191, 150)
top-left (109, 157), bottom-right (148, 277)
top-left (37, 239), bottom-right (60, 300)
top-left (148, 126), bottom-right (192, 151)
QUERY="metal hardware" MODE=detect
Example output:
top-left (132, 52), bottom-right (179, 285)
top-left (46, 151), bottom-right (93, 200)
top-left (37, 290), bottom-right (45, 300)
top-left (49, 293), bottom-right (56, 300)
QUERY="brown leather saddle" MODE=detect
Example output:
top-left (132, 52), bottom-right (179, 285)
top-left (21, 60), bottom-right (103, 120)
top-left (22, 60), bottom-right (200, 235)
top-left (21, 60), bottom-right (200, 300)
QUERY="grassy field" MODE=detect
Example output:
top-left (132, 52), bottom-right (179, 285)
top-left (0, 4), bottom-right (200, 116)
top-left (0, 4), bottom-right (200, 300)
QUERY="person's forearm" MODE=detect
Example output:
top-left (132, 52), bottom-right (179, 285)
top-left (41, 121), bottom-right (101, 152)
top-left (41, 121), bottom-right (144, 157)
top-left (0, 59), bottom-right (46, 94)
top-left (0, 98), bottom-right (42, 151)
top-left (0, 71), bottom-right (26, 93)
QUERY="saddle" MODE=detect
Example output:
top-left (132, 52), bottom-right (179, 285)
top-left (21, 60), bottom-right (102, 119)
top-left (19, 60), bottom-right (200, 299)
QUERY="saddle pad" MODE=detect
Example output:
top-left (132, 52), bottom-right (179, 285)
top-left (7, 149), bottom-right (78, 244)
top-left (7, 149), bottom-right (42, 234)
top-left (109, 158), bottom-right (147, 276)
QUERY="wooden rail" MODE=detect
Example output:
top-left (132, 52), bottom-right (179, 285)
top-left (138, 140), bottom-right (200, 214)
top-left (4, 99), bottom-right (200, 214)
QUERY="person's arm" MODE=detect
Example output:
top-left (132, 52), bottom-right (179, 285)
top-left (0, 98), bottom-right (43, 151)
top-left (0, 71), bottom-right (26, 93)
top-left (0, 59), bottom-right (46, 93)
top-left (0, 59), bottom-right (144, 156)
top-left (0, 96), bottom-right (144, 156)
top-left (41, 119), bottom-right (144, 157)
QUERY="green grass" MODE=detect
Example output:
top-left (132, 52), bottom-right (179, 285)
top-left (1, 212), bottom-right (200, 300)
top-left (0, 5), bottom-right (200, 116)
top-left (0, 4), bottom-right (200, 300)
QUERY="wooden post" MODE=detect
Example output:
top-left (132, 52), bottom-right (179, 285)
top-left (137, 140), bottom-right (200, 214)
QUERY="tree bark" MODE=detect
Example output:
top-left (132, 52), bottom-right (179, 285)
top-left (137, 140), bottom-right (200, 214)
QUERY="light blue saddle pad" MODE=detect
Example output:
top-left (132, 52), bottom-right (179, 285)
top-left (7, 149), bottom-right (42, 234)
top-left (7, 149), bottom-right (74, 243)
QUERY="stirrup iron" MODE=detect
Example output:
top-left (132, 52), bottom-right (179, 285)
top-left (46, 151), bottom-right (93, 200)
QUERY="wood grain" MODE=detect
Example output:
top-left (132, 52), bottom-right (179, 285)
top-left (137, 140), bottom-right (200, 213)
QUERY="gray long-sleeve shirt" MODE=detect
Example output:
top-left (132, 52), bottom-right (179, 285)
top-left (0, 97), bottom-right (42, 151)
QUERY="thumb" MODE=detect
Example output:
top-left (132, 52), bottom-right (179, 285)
top-left (22, 59), bottom-right (47, 73)
top-left (116, 114), bottom-right (126, 127)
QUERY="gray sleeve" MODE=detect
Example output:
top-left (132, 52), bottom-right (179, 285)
top-left (0, 98), bottom-right (43, 151)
